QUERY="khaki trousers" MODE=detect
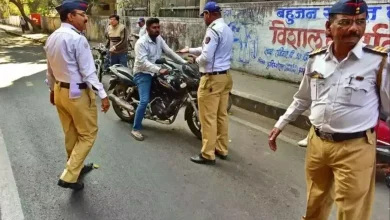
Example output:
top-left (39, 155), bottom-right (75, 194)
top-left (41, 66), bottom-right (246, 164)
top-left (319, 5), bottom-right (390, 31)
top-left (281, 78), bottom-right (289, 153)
top-left (197, 72), bottom-right (233, 160)
top-left (54, 83), bottom-right (98, 183)
top-left (302, 127), bottom-right (376, 220)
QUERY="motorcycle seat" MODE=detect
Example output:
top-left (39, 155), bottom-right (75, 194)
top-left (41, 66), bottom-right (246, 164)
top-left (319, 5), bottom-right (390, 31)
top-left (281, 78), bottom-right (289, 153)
top-left (116, 66), bottom-right (134, 80)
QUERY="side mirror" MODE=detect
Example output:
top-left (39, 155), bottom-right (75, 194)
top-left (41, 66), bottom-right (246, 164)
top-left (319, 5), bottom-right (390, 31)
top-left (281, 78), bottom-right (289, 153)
top-left (155, 58), bottom-right (166, 64)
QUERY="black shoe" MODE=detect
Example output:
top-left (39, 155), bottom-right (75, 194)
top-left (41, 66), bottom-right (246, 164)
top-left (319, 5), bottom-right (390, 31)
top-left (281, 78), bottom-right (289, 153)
top-left (190, 154), bottom-right (216, 165)
top-left (80, 163), bottom-right (94, 176)
top-left (215, 151), bottom-right (228, 160)
top-left (57, 179), bottom-right (84, 191)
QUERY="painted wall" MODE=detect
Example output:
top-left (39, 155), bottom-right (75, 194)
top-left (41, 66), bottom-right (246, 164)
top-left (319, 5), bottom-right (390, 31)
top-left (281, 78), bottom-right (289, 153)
top-left (41, 16), bottom-right (206, 52)
top-left (221, 0), bottom-right (390, 82)
top-left (7, 0), bottom-right (389, 83)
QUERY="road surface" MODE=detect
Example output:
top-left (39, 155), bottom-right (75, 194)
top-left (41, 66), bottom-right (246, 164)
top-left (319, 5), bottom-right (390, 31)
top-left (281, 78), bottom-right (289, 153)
top-left (0, 29), bottom-right (388, 220)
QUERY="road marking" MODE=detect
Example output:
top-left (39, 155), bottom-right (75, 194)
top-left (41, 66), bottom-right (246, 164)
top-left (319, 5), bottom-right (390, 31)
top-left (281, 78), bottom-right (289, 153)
top-left (0, 128), bottom-right (25, 220)
top-left (230, 115), bottom-right (300, 147)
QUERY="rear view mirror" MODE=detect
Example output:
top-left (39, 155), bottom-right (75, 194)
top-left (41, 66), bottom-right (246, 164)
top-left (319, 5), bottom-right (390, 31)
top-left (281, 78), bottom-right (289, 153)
top-left (155, 58), bottom-right (166, 64)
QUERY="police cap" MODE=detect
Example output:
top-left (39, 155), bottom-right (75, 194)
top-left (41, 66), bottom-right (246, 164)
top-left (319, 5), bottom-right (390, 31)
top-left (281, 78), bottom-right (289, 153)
top-left (55, 0), bottom-right (89, 14)
top-left (329, 0), bottom-right (368, 16)
top-left (200, 1), bottom-right (221, 17)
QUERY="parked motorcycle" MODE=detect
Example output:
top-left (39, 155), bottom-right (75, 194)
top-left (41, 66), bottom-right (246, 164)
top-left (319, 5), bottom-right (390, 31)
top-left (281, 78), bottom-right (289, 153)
top-left (107, 58), bottom-right (203, 139)
top-left (376, 113), bottom-right (390, 188)
top-left (162, 57), bottom-right (233, 112)
top-left (91, 43), bottom-right (109, 82)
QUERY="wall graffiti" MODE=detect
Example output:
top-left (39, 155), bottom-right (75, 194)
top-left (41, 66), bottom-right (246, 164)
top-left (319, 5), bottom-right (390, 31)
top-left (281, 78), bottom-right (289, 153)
top-left (276, 7), bottom-right (320, 25)
top-left (228, 22), bottom-right (259, 64)
top-left (223, 3), bottom-right (390, 81)
top-left (269, 20), bottom-right (390, 49)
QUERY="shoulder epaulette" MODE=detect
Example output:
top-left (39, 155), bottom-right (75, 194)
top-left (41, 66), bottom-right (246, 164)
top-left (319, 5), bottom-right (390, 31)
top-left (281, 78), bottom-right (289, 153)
top-left (309, 46), bottom-right (328, 58)
top-left (71, 28), bottom-right (81, 35)
top-left (207, 23), bottom-right (219, 37)
top-left (363, 45), bottom-right (389, 56)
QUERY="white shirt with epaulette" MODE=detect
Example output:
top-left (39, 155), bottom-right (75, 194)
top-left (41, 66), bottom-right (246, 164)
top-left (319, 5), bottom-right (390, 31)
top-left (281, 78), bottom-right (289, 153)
top-left (275, 40), bottom-right (390, 133)
top-left (44, 23), bottom-right (107, 99)
top-left (189, 18), bottom-right (234, 73)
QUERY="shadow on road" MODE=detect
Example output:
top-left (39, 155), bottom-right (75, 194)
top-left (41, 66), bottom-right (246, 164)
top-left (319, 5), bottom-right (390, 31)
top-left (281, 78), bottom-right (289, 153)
top-left (0, 33), bottom-right (46, 64)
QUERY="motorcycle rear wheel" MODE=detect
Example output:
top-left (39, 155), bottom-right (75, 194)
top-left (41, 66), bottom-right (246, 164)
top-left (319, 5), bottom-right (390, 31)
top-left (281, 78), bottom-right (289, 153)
top-left (185, 104), bottom-right (202, 140)
top-left (386, 175), bottom-right (390, 188)
top-left (112, 90), bottom-right (135, 123)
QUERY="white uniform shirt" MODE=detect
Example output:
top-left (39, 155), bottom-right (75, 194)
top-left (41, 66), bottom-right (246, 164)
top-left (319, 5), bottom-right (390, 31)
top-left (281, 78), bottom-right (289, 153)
top-left (44, 23), bottom-right (107, 99)
top-left (189, 18), bottom-right (233, 73)
top-left (275, 41), bottom-right (390, 133)
top-left (139, 25), bottom-right (146, 37)
top-left (133, 34), bottom-right (187, 75)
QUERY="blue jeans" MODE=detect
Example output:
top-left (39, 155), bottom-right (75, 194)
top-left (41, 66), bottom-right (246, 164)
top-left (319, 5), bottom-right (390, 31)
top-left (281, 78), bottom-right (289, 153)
top-left (133, 73), bottom-right (152, 131)
top-left (110, 52), bottom-right (128, 67)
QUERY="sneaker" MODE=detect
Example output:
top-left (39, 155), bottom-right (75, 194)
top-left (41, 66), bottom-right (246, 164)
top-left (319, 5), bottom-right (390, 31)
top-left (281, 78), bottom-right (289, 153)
top-left (298, 137), bottom-right (308, 147)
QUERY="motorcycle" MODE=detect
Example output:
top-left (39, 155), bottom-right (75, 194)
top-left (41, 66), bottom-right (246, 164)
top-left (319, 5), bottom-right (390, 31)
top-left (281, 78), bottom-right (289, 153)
top-left (91, 43), bottom-right (109, 82)
top-left (376, 112), bottom-right (390, 188)
top-left (107, 58), bottom-right (203, 139)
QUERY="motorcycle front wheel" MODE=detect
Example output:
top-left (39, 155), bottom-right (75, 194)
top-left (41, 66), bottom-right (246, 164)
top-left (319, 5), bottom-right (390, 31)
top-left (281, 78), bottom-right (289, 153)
top-left (94, 61), bottom-right (103, 82)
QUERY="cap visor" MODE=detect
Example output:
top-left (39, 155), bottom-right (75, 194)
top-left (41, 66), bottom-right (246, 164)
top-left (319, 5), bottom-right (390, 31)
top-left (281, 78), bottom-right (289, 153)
top-left (55, 5), bottom-right (62, 13)
top-left (199, 12), bottom-right (204, 17)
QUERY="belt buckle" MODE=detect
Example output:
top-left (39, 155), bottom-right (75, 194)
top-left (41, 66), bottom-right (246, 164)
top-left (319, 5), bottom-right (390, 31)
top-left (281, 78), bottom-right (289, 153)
top-left (319, 132), bottom-right (334, 142)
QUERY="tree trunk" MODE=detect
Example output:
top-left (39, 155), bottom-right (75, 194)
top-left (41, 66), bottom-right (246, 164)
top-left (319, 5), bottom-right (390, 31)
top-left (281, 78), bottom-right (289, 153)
top-left (9, 0), bottom-right (41, 32)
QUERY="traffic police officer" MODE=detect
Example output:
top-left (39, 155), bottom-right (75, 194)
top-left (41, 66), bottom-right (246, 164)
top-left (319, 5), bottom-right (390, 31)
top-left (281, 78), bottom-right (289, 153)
top-left (45, 0), bottom-right (110, 190)
top-left (178, 1), bottom-right (234, 165)
top-left (268, 0), bottom-right (389, 219)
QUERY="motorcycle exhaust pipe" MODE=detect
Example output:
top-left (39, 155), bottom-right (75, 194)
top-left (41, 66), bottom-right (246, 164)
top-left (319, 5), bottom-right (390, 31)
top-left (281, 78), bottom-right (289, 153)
top-left (108, 94), bottom-right (135, 111)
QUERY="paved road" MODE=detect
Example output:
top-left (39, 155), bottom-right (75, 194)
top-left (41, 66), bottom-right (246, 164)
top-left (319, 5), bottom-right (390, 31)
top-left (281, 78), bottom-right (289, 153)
top-left (0, 30), bottom-right (389, 220)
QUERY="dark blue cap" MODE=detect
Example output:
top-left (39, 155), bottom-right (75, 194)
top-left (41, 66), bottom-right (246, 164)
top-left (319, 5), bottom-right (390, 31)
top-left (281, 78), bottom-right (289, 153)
top-left (200, 1), bottom-right (221, 17)
top-left (329, 0), bottom-right (368, 15)
top-left (137, 17), bottom-right (145, 23)
top-left (55, 0), bottom-right (89, 14)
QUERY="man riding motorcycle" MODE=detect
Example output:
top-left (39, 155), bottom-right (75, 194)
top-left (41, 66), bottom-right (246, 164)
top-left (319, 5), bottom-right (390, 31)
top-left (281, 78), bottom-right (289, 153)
top-left (131, 17), bottom-right (191, 141)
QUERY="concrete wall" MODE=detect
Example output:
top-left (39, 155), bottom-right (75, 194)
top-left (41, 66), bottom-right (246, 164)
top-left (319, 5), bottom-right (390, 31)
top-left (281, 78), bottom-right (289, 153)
top-left (3, 16), bottom-right (33, 30)
top-left (12, 0), bottom-right (390, 83)
top-left (41, 16), bottom-right (206, 52)
top-left (220, 0), bottom-right (390, 82)
top-left (90, 0), bottom-right (116, 16)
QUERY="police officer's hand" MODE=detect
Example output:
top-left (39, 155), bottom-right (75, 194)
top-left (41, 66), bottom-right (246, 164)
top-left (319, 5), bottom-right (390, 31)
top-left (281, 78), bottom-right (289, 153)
top-left (159, 69), bottom-right (169, 75)
top-left (50, 91), bottom-right (55, 105)
top-left (176, 47), bottom-right (189, 53)
top-left (186, 57), bottom-right (194, 64)
top-left (101, 97), bottom-right (110, 113)
top-left (268, 128), bottom-right (281, 151)
top-left (187, 54), bottom-right (198, 64)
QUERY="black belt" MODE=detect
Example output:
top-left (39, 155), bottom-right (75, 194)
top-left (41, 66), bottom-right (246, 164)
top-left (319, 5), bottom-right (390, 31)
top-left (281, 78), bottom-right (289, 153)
top-left (314, 127), bottom-right (374, 142)
top-left (57, 81), bottom-right (88, 89)
top-left (200, 70), bottom-right (228, 76)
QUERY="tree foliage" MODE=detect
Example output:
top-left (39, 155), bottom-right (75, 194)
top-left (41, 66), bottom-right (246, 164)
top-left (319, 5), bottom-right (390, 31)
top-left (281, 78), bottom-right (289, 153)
top-left (0, 0), bottom-right (61, 32)
top-left (0, 0), bottom-right (116, 32)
